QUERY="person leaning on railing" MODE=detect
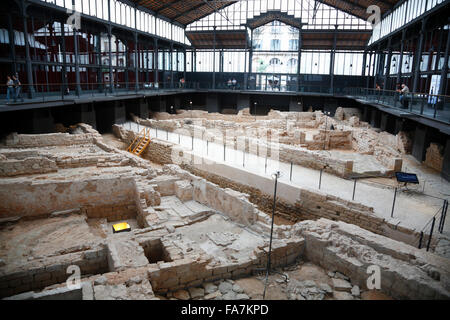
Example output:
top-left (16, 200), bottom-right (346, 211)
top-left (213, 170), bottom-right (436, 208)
top-left (397, 84), bottom-right (410, 109)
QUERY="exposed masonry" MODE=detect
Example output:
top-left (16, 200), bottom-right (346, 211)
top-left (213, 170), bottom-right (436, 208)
top-left (113, 125), bottom-right (430, 250)
top-left (132, 108), bottom-right (408, 177)
top-left (0, 125), bottom-right (448, 301)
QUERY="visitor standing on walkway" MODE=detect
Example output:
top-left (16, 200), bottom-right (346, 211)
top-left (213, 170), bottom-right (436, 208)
top-left (232, 78), bottom-right (237, 90)
top-left (397, 84), bottom-right (410, 109)
top-left (12, 75), bottom-right (23, 102)
top-left (6, 76), bottom-right (14, 104)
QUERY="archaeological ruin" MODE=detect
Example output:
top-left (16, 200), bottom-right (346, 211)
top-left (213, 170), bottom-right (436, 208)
top-left (0, 107), bottom-right (449, 302)
top-left (2, 0), bottom-right (450, 307)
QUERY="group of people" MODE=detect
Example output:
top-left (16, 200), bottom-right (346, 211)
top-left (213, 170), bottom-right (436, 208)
top-left (227, 78), bottom-right (237, 90)
top-left (375, 82), bottom-right (410, 109)
top-left (6, 74), bottom-right (23, 104)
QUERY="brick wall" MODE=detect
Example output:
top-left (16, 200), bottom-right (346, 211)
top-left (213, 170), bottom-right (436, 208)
top-left (0, 157), bottom-right (58, 177)
top-left (424, 143), bottom-right (444, 172)
top-left (0, 246), bottom-right (108, 298)
top-left (0, 176), bottom-right (138, 220)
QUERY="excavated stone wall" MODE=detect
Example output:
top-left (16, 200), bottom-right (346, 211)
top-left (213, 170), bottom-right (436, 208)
top-left (291, 219), bottom-right (450, 300)
top-left (0, 176), bottom-right (138, 220)
top-left (0, 157), bottom-right (58, 177)
top-left (115, 124), bottom-right (354, 178)
top-left (425, 143), bottom-right (444, 172)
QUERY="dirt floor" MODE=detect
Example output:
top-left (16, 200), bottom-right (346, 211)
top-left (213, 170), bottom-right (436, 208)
top-left (0, 215), bottom-right (102, 272)
top-left (159, 260), bottom-right (394, 300)
top-left (236, 261), bottom-right (393, 300)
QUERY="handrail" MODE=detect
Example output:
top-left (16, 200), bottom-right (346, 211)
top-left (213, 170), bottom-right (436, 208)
top-left (346, 87), bottom-right (450, 99)
top-left (128, 128), bottom-right (145, 153)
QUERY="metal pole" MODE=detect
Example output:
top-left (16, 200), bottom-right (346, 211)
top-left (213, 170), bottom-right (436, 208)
top-left (323, 115), bottom-right (328, 150)
top-left (391, 187), bottom-right (397, 218)
top-left (352, 179), bottom-right (357, 201)
top-left (178, 133), bottom-right (181, 144)
top-left (191, 135), bottom-right (194, 151)
top-left (265, 157), bottom-right (268, 174)
top-left (439, 200), bottom-right (448, 233)
top-left (426, 217), bottom-right (436, 252)
top-left (223, 143), bottom-right (226, 161)
top-left (413, 19), bottom-right (427, 93)
top-left (243, 151), bottom-right (245, 168)
top-left (438, 20), bottom-right (450, 96)
top-left (207, 140), bottom-right (209, 156)
top-left (418, 231), bottom-right (424, 249)
top-left (166, 130), bottom-right (168, 141)
top-left (263, 172), bottom-right (279, 300)
top-left (319, 169), bottom-right (323, 189)
top-left (290, 162), bottom-right (293, 181)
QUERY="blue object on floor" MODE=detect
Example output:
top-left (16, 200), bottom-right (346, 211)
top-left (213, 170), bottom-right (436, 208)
top-left (395, 172), bottom-right (419, 184)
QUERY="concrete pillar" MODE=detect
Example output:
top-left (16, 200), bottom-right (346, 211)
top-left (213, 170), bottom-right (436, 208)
top-left (411, 125), bottom-right (430, 162)
top-left (112, 101), bottom-right (126, 124)
top-left (394, 118), bottom-right (405, 135)
top-left (370, 109), bottom-right (381, 128)
top-left (128, 99), bottom-right (149, 119)
top-left (27, 109), bottom-right (54, 134)
top-left (206, 94), bottom-right (220, 113)
top-left (154, 98), bottom-right (166, 112)
top-left (441, 139), bottom-right (450, 181)
top-left (139, 99), bottom-right (149, 119)
top-left (380, 113), bottom-right (395, 133)
top-left (167, 96), bottom-right (181, 111)
top-left (362, 106), bottom-right (371, 123)
top-left (289, 97), bottom-right (302, 112)
top-left (67, 104), bottom-right (97, 129)
top-left (237, 94), bottom-right (250, 112)
top-left (78, 104), bottom-right (97, 128)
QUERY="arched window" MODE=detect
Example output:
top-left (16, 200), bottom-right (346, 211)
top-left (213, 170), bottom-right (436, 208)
top-left (269, 58), bottom-right (281, 65)
top-left (287, 58), bottom-right (298, 73)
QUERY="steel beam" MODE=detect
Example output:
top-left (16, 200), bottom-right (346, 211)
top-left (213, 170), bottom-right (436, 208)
top-left (413, 19), bottom-right (427, 93)
top-left (438, 25), bottom-right (450, 96)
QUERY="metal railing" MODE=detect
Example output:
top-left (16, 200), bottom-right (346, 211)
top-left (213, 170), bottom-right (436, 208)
top-left (0, 80), bottom-right (341, 106)
top-left (0, 81), bottom-right (200, 105)
top-left (416, 199), bottom-right (448, 251)
top-left (344, 87), bottom-right (450, 124)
